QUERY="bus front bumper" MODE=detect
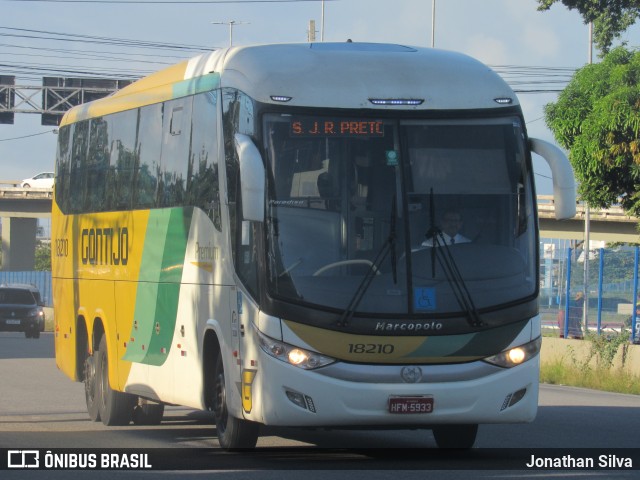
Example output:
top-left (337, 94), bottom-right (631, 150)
top-left (249, 350), bottom-right (539, 428)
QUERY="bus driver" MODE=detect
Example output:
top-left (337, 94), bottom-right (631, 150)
top-left (422, 210), bottom-right (471, 247)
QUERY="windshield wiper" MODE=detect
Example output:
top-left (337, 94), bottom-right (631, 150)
top-left (424, 190), bottom-right (484, 328)
top-left (390, 195), bottom-right (398, 285)
top-left (431, 232), bottom-right (484, 328)
top-left (425, 188), bottom-right (439, 278)
top-left (337, 196), bottom-right (397, 327)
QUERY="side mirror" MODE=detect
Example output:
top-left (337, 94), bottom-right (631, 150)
top-left (235, 133), bottom-right (265, 222)
top-left (530, 138), bottom-right (576, 220)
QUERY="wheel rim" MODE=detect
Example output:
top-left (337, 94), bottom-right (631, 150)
top-left (99, 350), bottom-right (108, 411)
top-left (213, 370), bottom-right (228, 435)
top-left (84, 356), bottom-right (96, 402)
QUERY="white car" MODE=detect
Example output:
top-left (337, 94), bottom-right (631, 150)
top-left (21, 172), bottom-right (54, 189)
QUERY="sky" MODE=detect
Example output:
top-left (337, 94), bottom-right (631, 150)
top-left (2, 0), bottom-right (640, 195)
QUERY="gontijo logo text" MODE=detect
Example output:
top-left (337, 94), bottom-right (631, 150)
top-left (81, 227), bottom-right (129, 265)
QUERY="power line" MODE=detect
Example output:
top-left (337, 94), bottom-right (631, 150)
top-left (0, 25), bottom-right (580, 92)
top-left (527, 116), bottom-right (546, 124)
top-left (0, 26), bottom-right (212, 51)
top-left (0, 62), bottom-right (147, 78)
top-left (0, 48), bottom-right (175, 66)
top-left (535, 172), bottom-right (553, 180)
top-left (0, 42), bottom-right (188, 60)
top-left (0, 130), bottom-right (57, 142)
top-left (4, 0), bottom-right (331, 3)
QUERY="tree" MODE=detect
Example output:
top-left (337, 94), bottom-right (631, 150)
top-left (537, 0), bottom-right (640, 54)
top-left (34, 242), bottom-right (51, 271)
top-left (544, 47), bottom-right (640, 215)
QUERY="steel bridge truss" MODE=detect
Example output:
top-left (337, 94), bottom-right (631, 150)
top-left (0, 77), bottom-right (134, 125)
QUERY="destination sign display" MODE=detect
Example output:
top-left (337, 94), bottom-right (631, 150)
top-left (291, 118), bottom-right (385, 137)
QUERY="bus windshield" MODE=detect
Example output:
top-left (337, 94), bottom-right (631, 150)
top-left (263, 113), bottom-right (536, 318)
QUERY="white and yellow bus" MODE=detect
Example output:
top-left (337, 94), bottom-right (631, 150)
top-left (53, 42), bottom-right (575, 449)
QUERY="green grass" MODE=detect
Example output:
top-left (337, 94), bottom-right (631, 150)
top-left (541, 359), bottom-right (640, 395)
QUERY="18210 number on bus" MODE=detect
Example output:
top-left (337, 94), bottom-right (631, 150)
top-left (348, 343), bottom-right (394, 354)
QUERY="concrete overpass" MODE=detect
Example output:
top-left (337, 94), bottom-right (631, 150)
top-left (537, 195), bottom-right (640, 243)
top-left (0, 182), bottom-right (51, 270)
top-left (0, 187), bottom-right (638, 270)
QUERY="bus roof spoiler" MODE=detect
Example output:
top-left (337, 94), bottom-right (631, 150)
top-left (530, 138), bottom-right (576, 220)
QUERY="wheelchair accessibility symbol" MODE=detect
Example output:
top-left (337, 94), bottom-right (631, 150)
top-left (414, 287), bottom-right (436, 311)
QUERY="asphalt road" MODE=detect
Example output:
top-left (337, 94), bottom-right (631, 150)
top-left (1, 332), bottom-right (639, 479)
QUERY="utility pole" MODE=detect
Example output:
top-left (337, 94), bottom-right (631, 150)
top-left (583, 21), bottom-right (593, 335)
top-left (212, 20), bottom-right (249, 47)
top-left (308, 20), bottom-right (317, 42)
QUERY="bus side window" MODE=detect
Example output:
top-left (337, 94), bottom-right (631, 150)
top-left (108, 109), bottom-right (138, 211)
top-left (55, 125), bottom-right (72, 213)
top-left (159, 98), bottom-right (193, 208)
top-left (69, 120), bottom-right (89, 214)
top-left (135, 103), bottom-right (162, 209)
top-left (86, 117), bottom-right (110, 212)
top-left (189, 91), bottom-right (222, 230)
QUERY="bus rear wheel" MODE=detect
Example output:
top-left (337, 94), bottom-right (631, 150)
top-left (96, 336), bottom-right (136, 426)
top-left (432, 424), bottom-right (478, 449)
top-left (211, 354), bottom-right (259, 449)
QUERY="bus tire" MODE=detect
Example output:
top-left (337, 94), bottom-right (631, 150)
top-left (84, 353), bottom-right (101, 422)
top-left (432, 424), bottom-right (478, 449)
top-left (96, 336), bottom-right (135, 426)
top-left (132, 399), bottom-right (165, 425)
top-left (212, 354), bottom-right (259, 449)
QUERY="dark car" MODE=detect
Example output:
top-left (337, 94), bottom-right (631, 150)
top-left (0, 285), bottom-right (45, 338)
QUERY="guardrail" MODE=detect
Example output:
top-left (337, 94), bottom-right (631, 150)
top-left (0, 180), bottom-right (23, 187)
top-left (0, 187), bottom-right (52, 199)
top-left (0, 180), bottom-right (53, 199)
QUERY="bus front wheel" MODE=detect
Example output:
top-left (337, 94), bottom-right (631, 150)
top-left (96, 336), bottom-right (136, 426)
top-left (432, 424), bottom-right (478, 449)
top-left (212, 354), bottom-right (259, 449)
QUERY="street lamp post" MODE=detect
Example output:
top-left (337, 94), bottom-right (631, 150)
top-left (212, 20), bottom-right (249, 47)
top-left (321, 0), bottom-right (325, 41)
top-left (431, 0), bottom-right (436, 48)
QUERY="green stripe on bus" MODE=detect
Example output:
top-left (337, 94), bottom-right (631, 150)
top-left (145, 208), bottom-right (192, 365)
top-left (123, 208), bottom-right (192, 366)
top-left (405, 319), bottom-right (528, 359)
top-left (450, 318), bottom-right (529, 357)
top-left (172, 73), bottom-right (220, 99)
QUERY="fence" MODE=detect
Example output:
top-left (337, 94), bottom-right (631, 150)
top-left (540, 241), bottom-right (640, 343)
top-left (0, 271), bottom-right (52, 306)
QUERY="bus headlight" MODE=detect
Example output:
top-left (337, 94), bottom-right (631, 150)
top-left (257, 331), bottom-right (336, 370)
top-left (483, 337), bottom-right (541, 368)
